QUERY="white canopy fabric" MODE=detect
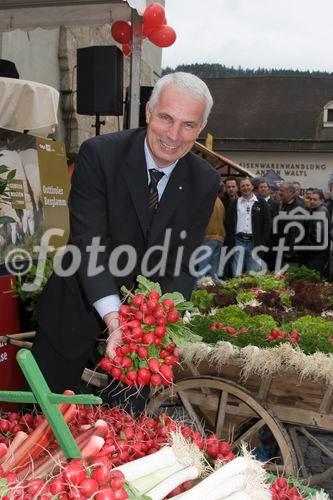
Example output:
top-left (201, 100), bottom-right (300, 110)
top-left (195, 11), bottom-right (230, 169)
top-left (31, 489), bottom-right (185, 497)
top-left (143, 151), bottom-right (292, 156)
top-left (0, 76), bottom-right (59, 136)
top-left (0, 0), bottom-right (145, 31)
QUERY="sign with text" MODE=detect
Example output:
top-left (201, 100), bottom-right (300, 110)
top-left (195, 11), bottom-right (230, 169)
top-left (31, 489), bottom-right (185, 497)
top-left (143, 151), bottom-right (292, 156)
top-left (226, 151), bottom-right (333, 189)
top-left (0, 129), bottom-right (70, 266)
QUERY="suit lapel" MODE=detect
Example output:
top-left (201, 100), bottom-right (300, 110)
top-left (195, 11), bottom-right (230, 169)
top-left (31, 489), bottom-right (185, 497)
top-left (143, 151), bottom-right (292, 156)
top-left (148, 157), bottom-right (189, 246)
top-left (122, 130), bottom-right (150, 237)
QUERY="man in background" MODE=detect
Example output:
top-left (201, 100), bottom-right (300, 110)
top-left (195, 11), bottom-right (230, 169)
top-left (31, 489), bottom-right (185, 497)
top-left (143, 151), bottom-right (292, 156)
top-left (257, 179), bottom-right (279, 270)
top-left (222, 177), bottom-right (239, 212)
top-left (304, 189), bottom-right (330, 276)
top-left (225, 177), bottom-right (271, 276)
top-left (276, 182), bottom-right (305, 269)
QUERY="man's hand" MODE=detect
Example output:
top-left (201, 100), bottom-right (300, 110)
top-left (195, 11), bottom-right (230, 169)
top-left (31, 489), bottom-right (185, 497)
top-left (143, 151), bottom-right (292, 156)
top-left (104, 311), bottom-right (122, 359)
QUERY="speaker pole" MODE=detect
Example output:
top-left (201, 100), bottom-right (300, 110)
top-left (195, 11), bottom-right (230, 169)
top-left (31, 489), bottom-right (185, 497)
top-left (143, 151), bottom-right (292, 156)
top-left (92, 113), bottom-right (105, 136)
top-left (129, 10), bottom-right (142, 128)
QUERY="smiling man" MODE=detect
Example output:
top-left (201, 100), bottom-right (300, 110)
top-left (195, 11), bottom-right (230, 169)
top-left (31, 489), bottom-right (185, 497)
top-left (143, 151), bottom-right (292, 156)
top-left (225, 177), bottom-right (271, 277)
top-left (33, 72), bottom-right (220, 399)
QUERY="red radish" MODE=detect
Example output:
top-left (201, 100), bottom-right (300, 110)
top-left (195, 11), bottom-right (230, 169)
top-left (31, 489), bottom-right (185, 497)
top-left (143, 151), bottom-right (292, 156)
top-left (79, 477), bottom-right (99, 496)
top-left (121, 357), bottom-right (132, 369)
top-left (134, 310), bottom-right (143, 321)
top-left (167, 309), bottom-right (180, 323)
top-left (0, 443), bottom-right (8, 461)
top-left (142, 333), bottom-right (155, 345)
top-left (96, 488), bottom-right (116, 500)
top-left (162, 298), bottom-right (174, 310)
top-left (125, 370), bottom-right (137, 383)
top-left (137, 368), bottom-right (151, 385)
top-left (99, 357), bottom-right (113, 372)
top-left (159, 364), bottom-right (173, 385)
top-left (119, 304), bottom-right (132, 316)
top-left (63, 459), bottom-right (86, 485)
top-left (154, 306), bottom-right (166, 319)
top-left (50, 478), bottom-right (69, 495)
top-left (148, 358), bottom-right (160, 373)
top-left (0, 420), bottom-right (9, 433)
top-left (110, 475), bottom-right (124, 490)
top-left (147, 299), bottom-right (158, 311)
top-left (143, 315), bottom-right (155, 326)
top-left (131, 294), bottom-right (145, 307)
top-left (111, 367), bottom-right (122, 379)
top-left (154, 325), bottom-right (166, 338)
top-left (137, 346), bottom-right (148, 358)
top-left (148, 290), bottom-right (160, 301)
top-left (91, 464), bottom-right (111, 485)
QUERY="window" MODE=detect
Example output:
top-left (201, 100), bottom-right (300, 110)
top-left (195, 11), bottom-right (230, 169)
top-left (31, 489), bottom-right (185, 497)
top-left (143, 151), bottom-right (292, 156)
top-left (323, 101), bottom-right (333, 127)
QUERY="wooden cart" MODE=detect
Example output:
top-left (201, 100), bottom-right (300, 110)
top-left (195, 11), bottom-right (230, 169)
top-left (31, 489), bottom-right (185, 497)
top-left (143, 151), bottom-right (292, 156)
top-left (147, 358), bottom-right (333, 487)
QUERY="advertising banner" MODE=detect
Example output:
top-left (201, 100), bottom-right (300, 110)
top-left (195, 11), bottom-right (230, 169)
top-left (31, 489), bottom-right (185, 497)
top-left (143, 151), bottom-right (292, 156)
top-left (0, 128), bottom-right (70, 268)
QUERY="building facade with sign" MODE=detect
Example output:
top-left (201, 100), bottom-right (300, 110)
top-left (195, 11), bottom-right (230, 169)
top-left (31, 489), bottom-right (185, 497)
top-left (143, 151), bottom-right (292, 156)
top-left (200, 76), bottom-right (333, 190)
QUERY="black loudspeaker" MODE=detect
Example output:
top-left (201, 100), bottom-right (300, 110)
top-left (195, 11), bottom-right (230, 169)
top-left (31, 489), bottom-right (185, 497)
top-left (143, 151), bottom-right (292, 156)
top-left (77, 46), bottom-right (124, 116)
top-left (124, 85), bottom-right (153, 129)
top-left (0, 59), bottom-right (19, 78)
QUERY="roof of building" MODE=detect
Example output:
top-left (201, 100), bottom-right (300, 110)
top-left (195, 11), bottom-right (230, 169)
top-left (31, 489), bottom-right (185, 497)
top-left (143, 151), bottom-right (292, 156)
top-left (192, 141), bottom-right (253, 177)
top-left (199, 76), bottom-right (333, 153)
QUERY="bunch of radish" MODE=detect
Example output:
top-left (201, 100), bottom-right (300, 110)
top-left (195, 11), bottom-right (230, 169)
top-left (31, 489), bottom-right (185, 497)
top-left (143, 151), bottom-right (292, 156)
top-left (270, 476), bottom-right (303, 500)
top-left (0, 458), bottom-right (128, 499)
top-left (99, 289), bottom-right (182, 388)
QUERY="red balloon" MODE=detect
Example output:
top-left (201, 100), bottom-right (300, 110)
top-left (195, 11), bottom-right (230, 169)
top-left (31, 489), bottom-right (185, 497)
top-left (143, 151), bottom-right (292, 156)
top-left (111, 21), bottom-right (131, 44)
top-left (148, 25), bottom-right (176, 48)
top-left (122, 43), bottom-right (131, 57)
top-left (142, 22), bottom-right (154, 39)
top-left (143, 3), bottom-right (166, 30)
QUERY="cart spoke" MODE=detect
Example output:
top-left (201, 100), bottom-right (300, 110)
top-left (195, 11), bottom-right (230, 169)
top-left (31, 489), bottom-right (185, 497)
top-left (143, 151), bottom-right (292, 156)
top-left (215, 390), bottom-right (228, 437)
top-left (232, 418), bottom-right (265, 449)
top-left (177, 389), bottom-right (206, 435)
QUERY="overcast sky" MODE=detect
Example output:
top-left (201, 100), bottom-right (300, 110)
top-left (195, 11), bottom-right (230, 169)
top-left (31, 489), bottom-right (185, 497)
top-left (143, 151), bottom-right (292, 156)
top-left (161, 0), bottom-right (333, 72)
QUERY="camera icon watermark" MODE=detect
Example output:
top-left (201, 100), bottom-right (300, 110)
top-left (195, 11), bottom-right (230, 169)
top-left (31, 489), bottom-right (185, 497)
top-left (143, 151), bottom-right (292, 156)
top-left (272, 207), bottom-right (329, 251)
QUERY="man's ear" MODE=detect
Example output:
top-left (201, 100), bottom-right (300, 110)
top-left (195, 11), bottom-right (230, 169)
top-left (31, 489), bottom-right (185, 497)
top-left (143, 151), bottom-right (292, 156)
top-left (145, 102), bottom-right (151, 125)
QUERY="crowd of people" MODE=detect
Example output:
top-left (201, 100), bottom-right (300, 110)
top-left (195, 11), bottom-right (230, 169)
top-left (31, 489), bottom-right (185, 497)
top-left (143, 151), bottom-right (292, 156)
top-left (199, 177), bottom-right (332, 282)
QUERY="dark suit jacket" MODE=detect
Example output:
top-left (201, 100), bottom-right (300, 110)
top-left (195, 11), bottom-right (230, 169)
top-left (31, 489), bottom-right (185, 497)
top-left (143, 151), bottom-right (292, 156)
top-left (36, 128), bottom-right (220, 360)
top-left (224, 196), bottom-right (271, 249)
top-left (266, 197), bottom-right (279, 220)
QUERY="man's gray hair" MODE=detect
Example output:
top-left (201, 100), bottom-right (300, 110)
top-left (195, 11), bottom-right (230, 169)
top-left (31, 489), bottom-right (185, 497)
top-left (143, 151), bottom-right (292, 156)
top-left (148, 72), bottom-right (213, 125)
top-left (280, 182), bottom-right (296, 193)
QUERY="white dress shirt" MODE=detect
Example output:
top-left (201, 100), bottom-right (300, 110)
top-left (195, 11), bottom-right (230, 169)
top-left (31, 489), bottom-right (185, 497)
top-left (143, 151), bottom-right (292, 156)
top-left (93, 139), bottom-right (178, 319)
top-left (236, 194), bottom-right (258, 235)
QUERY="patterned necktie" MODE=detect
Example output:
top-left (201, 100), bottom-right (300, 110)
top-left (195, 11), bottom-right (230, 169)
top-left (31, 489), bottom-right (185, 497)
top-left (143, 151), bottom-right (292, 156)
top-left (148, 169), bottom-right (165, 211)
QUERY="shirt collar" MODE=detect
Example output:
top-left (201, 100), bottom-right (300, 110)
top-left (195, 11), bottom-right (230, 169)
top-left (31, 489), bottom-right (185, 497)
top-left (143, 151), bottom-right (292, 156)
top-left (240, 194), bottom-right (258, 203)
top-left (144, 138), bottom-right (178, 178)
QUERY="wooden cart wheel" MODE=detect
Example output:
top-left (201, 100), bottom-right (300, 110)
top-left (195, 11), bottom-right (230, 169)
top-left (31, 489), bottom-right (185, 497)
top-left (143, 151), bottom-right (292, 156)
top-left (287, 425), bottom-right (333, 486)
top-left (147, 376), bottom-right (298, 475)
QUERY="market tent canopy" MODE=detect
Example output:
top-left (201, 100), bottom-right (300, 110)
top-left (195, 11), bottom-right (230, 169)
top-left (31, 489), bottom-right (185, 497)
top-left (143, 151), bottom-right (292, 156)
top-left (0, 0), bottom-right (146, 127)
top-left (0, 0), bottom-right (145, 30)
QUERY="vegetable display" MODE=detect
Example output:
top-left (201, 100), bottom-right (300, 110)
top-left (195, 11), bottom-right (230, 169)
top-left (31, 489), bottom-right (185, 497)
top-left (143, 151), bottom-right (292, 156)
top-left (0, 405), bottom-right (325, 499)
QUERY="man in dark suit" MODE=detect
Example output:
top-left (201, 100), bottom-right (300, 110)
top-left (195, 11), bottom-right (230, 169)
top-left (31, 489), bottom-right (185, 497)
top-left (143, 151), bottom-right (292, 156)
top-left (224, 177), bottom-right (271, 276)
top-left (257, 180), bottom-right (279, 270)
top-left (33, 72), bottom-right (220, 395)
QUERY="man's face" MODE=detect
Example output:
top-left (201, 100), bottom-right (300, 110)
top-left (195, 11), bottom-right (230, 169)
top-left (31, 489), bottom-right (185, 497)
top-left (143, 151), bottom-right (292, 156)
top-left (145, 85), bottom-right (206, 167)
top-left (258, 182), bottom-right (270, 198)
top-left (239, 179), bottom-right (253, 198)
top-left (226, 181), bottom-right (238, 198)
top-left (309, 193), bottom-right (323, 209)
top-left (293, 183), bottom-right (301, 196)
top-left (278, 185), bottom-right (295, 204)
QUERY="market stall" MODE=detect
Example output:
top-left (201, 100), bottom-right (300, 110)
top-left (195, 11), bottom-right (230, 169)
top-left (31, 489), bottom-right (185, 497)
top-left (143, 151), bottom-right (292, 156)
top-left (147, 271), bottom-right (333, 487)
